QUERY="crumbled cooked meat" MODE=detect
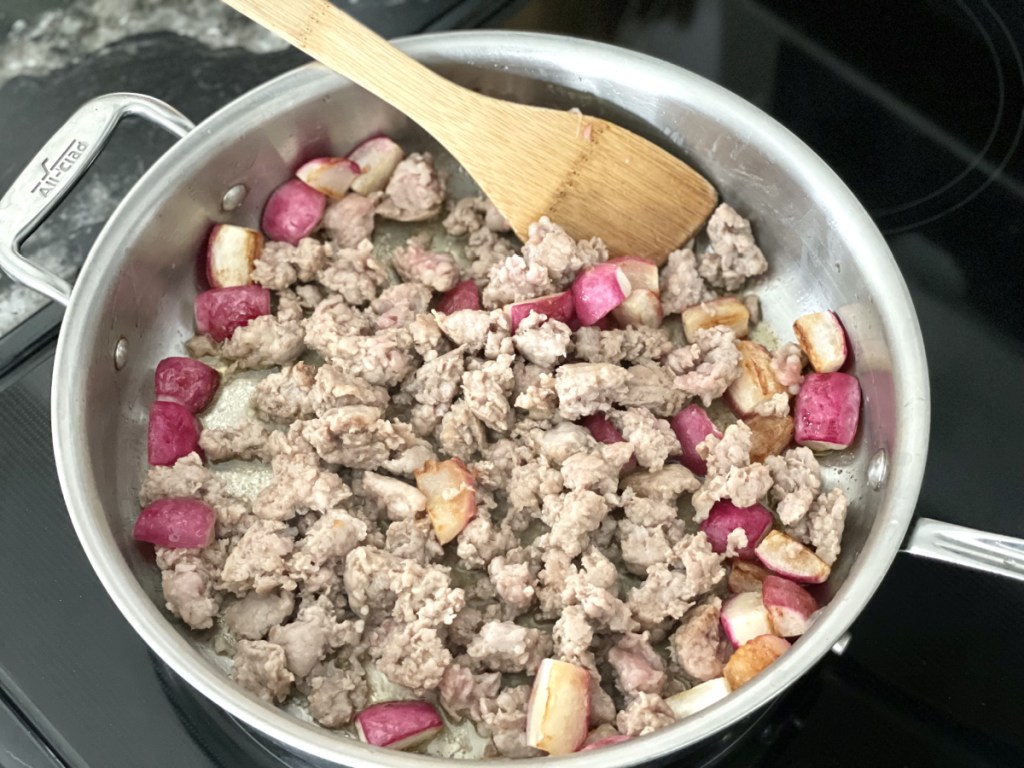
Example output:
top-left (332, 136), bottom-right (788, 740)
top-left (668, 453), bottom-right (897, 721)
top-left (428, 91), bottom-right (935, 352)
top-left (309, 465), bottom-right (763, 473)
top-left (786, 487), bottom-right (848, 565)
top-left (507, 458), bottom-right (564, 524)
top-left (317, 239), bottom-right (388, 305)
top-left (553, 604), bottom-right (595, 669)
top-left (537, 422), bottom-right (597, 466)
top-left (200, 421), bottom-right (271, 463)
top-left (371, 281), bottom-right (433, 330)
top-left (612, 408), bottom-right (681, 471)
top-left (232, 639), bottom-right (294, 703)
top-left (661, 246), bottom-right (714, 313)
top-left (185, 334), bottom-right (220, 358)
top-left (404, 346), bottom-right (465, 436)
top-left (322, 192), bottom-right (378, 248)
top-left (439, 662), bottom-right (502, 722)
top-left (465, 228), bottom-right (517, 284)
top-left (725, 528), bottom-right (749, 558)
top-left (573, 326), bottom-right (674, 365)
top-left (692, 422), bottom-right (774, 522)
top-left (319, 328), bottom-right (416, 387)
top-left (377, 152), bottom-right (445, 221)
top-left (479, 686), bottom-right (543, 759)
top-left (141, 453), bottom-right (250, 537)
top-left (385, 517), bottom-right (444, 565)
top-left (619, 519), bottom-right (684, 577)
top-left (512, 313), bottom-right (572, 368)
top-left (220, 520), bottom-right (296, 596)
top-left (391, 235), bottom-right (460, 292)
top-left (307, 660), bottom-right (369, 728)
top-left (616, 692), bottom-right (675, 737)
top-left (698, 203), bottom-right (768, 290)
top-left (540, 489), bottom-right (612, 559)
top-left (620, 488), bottom-right (679, 527)
top-left (252, 362), bottom-right (316, 423)
top-left (374, 618), bottom-right (452, 691)
top-left (670, 598), bottom-right (727, 681)
top-left (627, 534), bottom-right (724, 627)
top-left (608, 632), bottom-right (665, 696)
top-left (666, 325), bottom-right (741, 406)
top-left (253, 450), bottom-right (353, 522)
top-left (521, 216), bottom-right (608, 288)
top-left (620, 463), bottom-right (701, 504)
top-left (268, 597), bottom-right (347, 678)
top-left (560, 444), bottom-right (632, 497)
top-left (443, 196), bottom-right (510, 236)
top-left (754, 392), bottom-right (791, 417)
top-left (466, 621), bottom-right (550, 674)
top-left (462, 354), bottom-right (514, 432)
top-left (409, 312), bottom-right (446, 359)
top-left (223, 590), bottom-right (295, 641)
top-left (554, 363), bottom-right (630, 420)
top-left (513, 370), bottom-right (559, 420)
top-left (310, 364), bottom-right (389, 416)
top-left (220, 315), bottom-right (305, 370)
top-left (361, 471), bottom-right (427, 521)
top-left (481, 255), bottom-right (556, 309)
top-left (765, 447), bottom-right (822, 526)
top-left (156, 542), bottom-right (227, 630)
top-left (617, 360), bottom-right (687, 417)
top-left (771, 341), bottom-right (806, 394)
top-left (434, 309), bottom-right (491, 352)
top-left (302, 406), bottom-right (406, 469)
top-left (438, 399), bottom-right (488, 460)
top-left (287, 510), bottom-right (368, 595)
top-left (252, 238), bottom-right (329, 290)
top-left (457, 515), bottom-right (514, 569)
top-left (488, 552), bottom-right (537, 613)
top-left (557, 549), bottom-right (637, 633)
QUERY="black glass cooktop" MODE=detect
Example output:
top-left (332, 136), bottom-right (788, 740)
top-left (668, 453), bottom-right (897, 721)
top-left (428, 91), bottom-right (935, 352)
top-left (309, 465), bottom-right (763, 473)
top-left (1, 1), bottom-right (1023, 767)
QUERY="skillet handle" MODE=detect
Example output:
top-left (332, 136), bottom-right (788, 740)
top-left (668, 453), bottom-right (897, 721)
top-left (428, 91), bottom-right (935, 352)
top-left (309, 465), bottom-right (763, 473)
top-left (0, 93), bottom-right (194, 306)
top-left (904, 518), bottom-right (1024, 581)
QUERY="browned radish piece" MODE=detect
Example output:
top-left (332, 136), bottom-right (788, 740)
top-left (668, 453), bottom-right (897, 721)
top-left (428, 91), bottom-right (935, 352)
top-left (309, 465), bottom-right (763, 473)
top-left (206, 224), bottom-right (263, 288)
top-left (793, 310), bottom-right (848, 373)
top-left (133, 498), bottom-right (216, 549)
top-left (194, 285), bottom-right (270, 342)
top-left (794, 372), bottom-right (861, 450)
top-left (148, 401), bottom-right (201, 467)
top-left (665, 677), bottom-right (731, 720)
top-left (722, 634), bottom-right (791, 689)
top-left (580, 413), bottom-right (636, 473)
top-left (571, 263), bottom-right (631, 326)
top-left (354, 701), bottom-right (443, 750)
top-left (508, 290), bottom-right (575, 332)
top-left (526, 658), bottom-right (591, 755)
top-left (728, 559), bottom-right (772, 594)
top-left (700, 500), bottom-right (773, 559)
top-left (611, 288), bottom-right (663, 329)
top-left (347, 136), bottom-right (404, 195)
top-left (261, 179), bottom-right (326, 245)
top-left (681, 297), bottom-right (750, 343)
top-left (755, 530), bottom-right (831, 584)
top-left (436, 279), bottom-right (480, 314)
top-left (414, 458), bottom-right (477, 545)
top-left (670, 404), bottom-right (722, 475)
top-left (744, 414), bottom-right (794, 463)
top-left (762, 575), bottom-right (819, 638)
top-left (720, 591), bottom-right (774, 647)
top-left (295, 156), bottom-right (361, 199)
top-left (725, 340), bottom-right (786, 417)
top-left (608, 255), bottom-right (659, 293)
top-left (155, 357), bottom-right (220, 413)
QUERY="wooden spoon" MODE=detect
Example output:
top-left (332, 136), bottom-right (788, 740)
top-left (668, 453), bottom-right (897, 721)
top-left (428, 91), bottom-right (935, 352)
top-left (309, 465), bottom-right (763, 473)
top-left (222, 0), bottom-right (718, 262)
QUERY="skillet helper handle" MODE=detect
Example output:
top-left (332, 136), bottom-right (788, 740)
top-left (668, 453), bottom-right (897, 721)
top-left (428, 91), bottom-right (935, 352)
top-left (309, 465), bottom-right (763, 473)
top-left (0, 93), bottom-right (194, 306)
top-left (905, 518), bottom-right (1024, 581)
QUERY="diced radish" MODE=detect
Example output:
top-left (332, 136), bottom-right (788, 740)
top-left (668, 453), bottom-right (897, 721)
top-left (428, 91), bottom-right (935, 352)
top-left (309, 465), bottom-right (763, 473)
top-left (744, 414), bottom-right (794, 463)
top-left (567, 312), bottom-right (618, 332)
top-left (295, 156), bottom-right (361, 200)
top-left (526, 658), bottom-right (590, 755)
top-left (608, 255), bottom-right (659, 293)
top-left (133, 498), bottom-right (216, 549)
top-left (580, 413), bottom-right (636, 473)
top-left (354, 700), bottom-right (443, 750)
top-left (762, 575), bottom-right (819, 638)
top-left (581, 735), bottom-right (631, 751)
top-left (722, 634), bottom-right (790, 689)
top-left (194, 285), bottom-right (271, 342)
top-left (755, 530), bottom-right (831, 584)
top-left (793, 310), bottom-right (848, 373)
top-left (347, 136), bottom-right (405, 195)
top-left (436, 279), bottom-right (480, 314)
top-left (670, 404), bottom-right (722, 476)
top-left (261, 179), bottom-right (326, 245)
top-left (148, 401), bottom-right (202, 467)
top-left (720, 591), bottom-right (774, 647)
top-left (611, 289), bottom-right (663, 329)
top-left (794, 372), bottom-right (861, 451)
top-left (155, 357), bottom-right (220, 413)
top-left (414, 458), bottom-right (477, 545)
top-left (665, 678), bottom-right (731, 720)
top-left (700, 500), bottom-right (773, 560)
top-left (725, 340), bottom-right (786, 417)
top-left (508, 291), bottom-right (575, 333)
top-left (728, 559), bottom-right (772, 594)
top-left (205, 224), bottom-right (263, 288)
top-left (681, 297), bottom-right (750, 342)
top-left (571, 263), bottom-right (631, 326)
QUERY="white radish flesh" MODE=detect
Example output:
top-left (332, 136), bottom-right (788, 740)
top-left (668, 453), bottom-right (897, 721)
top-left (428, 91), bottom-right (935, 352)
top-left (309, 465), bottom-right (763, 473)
top-left (793, 310), bottom-right (848, 373)
top-left (571, 263), bottom-right (631, 326)
top-left (261, 179), bottom-right (326, 245)
top-left (347, 136), bottom-right (405, 195)
top-left (794, 372), bottom-right (861, 450)
top-left (762, 575), bottom-right (819, 638)
top-left (670, 404), bottom-right (722, 476)
top-left (133, 498), bottom-right (216, 549)
top-left (665, 677), bottom-right (732, 720)
top-left (155, 357), bottom-right (220, 413)
top-left (295, 156), bottom-right (361, 199)
top-left (720, 591), bottom-right (774, 647)
top-left (608, 255), bottom-right (659, 293)
top-left (723, 634), bottom-right (791, 689)
top-left (436, 279), bottom-right (480, 314)
top-left (755, 530), bottom-right (831, 584)
top-left (508, 290), bottom-right (575, 332)
top-left (354, 700), bottom-right (443, 750)
top-left (700, 500), bottom-right (773, 559)
top-left (206, 224), bottom-right (263, 288)
top-left (611, 288), bottom-right (663, 329)
top-left (526, 658), bottom-right (591, 755)
top-left (148, 401), bottom-right (202, 467)
top-left (725, 340), bottom-right (786, 417)
top-left (414, 458), bottom-right (477, 545)
top-left (194, 285), bottom-right (271, 342)
top-left (681, 297), bottom-right (750, 342)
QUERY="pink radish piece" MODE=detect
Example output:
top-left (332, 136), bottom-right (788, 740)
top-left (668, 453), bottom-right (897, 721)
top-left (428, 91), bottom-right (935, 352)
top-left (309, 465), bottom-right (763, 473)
top-left (205, 224), bottom-right (263, 288)
top-left (354, 701), bottom-right (443, 750)
top-left (794, 372), bottom-right (861, 450)
top-left (526, 658), bottom-right (590, 755)
top-left (436, 279), bottom-right (480, 314)
top-left (725, 340), bottom-right (786, 417)
top-left (611, 289), bottom-right (663, 328)
top-left (508, 290), bottom-right (575, 332)
top-left (794, 310), bottom-right (848, 373)
top-left (755, 530), bottom-right (831, 584)
top-left (700, 500), bottom-right (773, 559)
top-left (155, 357), bottom-right (220, 413)
top-left (581, 413), bottom-right (636, 473)
top-left (261, 179), bottom-right (326, 245)
top-left (720, 591), bottom-right (775, 647)
top-left (728, 559), bottom-right (772, 594)
top-left (194, 285), bottom-right (271, 342)
top-left (148, 401), bottom-right (201, 467)
top-left (295, 156), bottom-right (361, 200)
top-left (665, 678), bottom-right (731, 720)
top-left (723, 634), bottom-right (791, 689)
top-left (347, 136), bottom-right (404, 195)
top-left (567, 312), bottom-right (617, 332)
top-left (581, 735), bottom-right (631, 751)
top-left (608, 255), bottom-right (659, 293)
top-left (133, 498), bottom-right (216, 549)
top-left (682, 297), bottom-right (750, 342)
top-left (670, 404), bottom-right (722, 475)
top-left (571, 263), bottom-right (631, 326)
top-left (762, 575), bottom-right (819, 637)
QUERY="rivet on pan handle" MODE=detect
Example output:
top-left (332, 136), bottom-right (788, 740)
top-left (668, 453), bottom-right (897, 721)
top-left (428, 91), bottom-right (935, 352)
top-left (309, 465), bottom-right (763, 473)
top-left (0, 93), bottom-right (194, 306)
